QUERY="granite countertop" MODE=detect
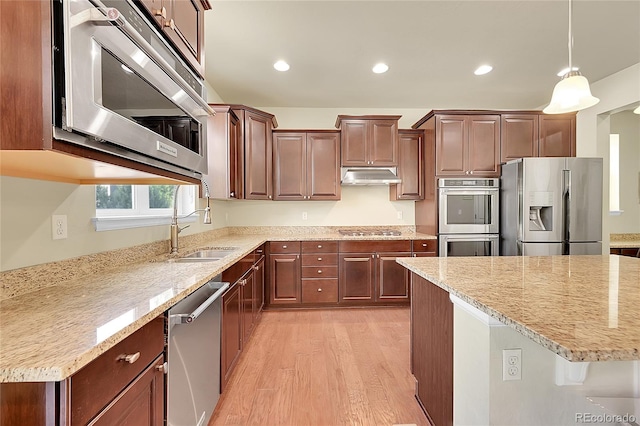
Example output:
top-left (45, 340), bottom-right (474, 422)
top-left (397, 255), bottom-right (640, 362)
top-left (610, 233), bottom-right (640, 249)
top-left (0, 227), bottom-right (435, 383)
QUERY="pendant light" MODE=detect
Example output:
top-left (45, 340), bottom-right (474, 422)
top-left (543, 0), bottom-right (599, 114)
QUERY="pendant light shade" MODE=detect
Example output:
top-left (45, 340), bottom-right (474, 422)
top-left (543, 71), bottom-right (600, 114)
top-left (543, 0), bottom-right (599, 114)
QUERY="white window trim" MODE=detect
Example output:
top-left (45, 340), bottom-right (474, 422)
top-left (93, 185), bottom-right (197, 231)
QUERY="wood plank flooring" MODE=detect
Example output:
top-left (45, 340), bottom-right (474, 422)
top-left (209, 307), bottom-right (429, 426)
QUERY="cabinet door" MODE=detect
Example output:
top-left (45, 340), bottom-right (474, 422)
top-left (273, 132), bottom-right (306, 200)
top-left (467, 115), bottom-right (500, 176)
top-left (392, 130), bottom-right (424, 200)
top-left (241, 272), bottom-right (254, 344)
top-left (370, 119), bottom-right (398, 166)
top-left (164, 0), bottom-right (206, 76)
top-left (166, 118), bottom-right (191, 150)
top-left (339, 253), bottom-right (375, 303)
top-left (539, 114), bottom-right (576, 157)
top-left (244, 111), bottom-right (273, 199)
top-left (307, 132), bottom-right (341, 200)
top-left (229, 112), bottom-right (241, 199)
top-left (340, 120), bottom-right (368, 166)
top-left (376, 252), bottom-right (412, 302)
top-left (89, 355), bottom-right (165, 426)
top-left (221, 283), bottom-right (242, 391)
top-left (436, 115), bottom-right (467, 176)
top-left (500, 114), bottom-right (539, 163)
top-left (269, 254), bottom-right (301, 305)
top-left (254, 255), bottom-right (265, 316)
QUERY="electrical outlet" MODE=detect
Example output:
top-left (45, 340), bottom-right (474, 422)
top-left (302, 212), bottom-right (308, 220)
top-left (397, 211), bottom-right (403, 220)
top-left (502, 349), bottom-right (522, 381)
top-left (52, 215), bottom-right (68, 240)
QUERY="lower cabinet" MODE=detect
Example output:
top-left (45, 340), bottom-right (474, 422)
top-left (610, 247), bottom-right (640, 257)
top-left (268, 241), bottom-right (302, 305)
top-left (221, 245), bottom-right (266, 392)
top-left (301, 241), bottom-right (339, 305)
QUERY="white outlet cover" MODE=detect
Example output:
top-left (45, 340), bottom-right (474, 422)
top-left (502, 348), bottom-right (522, 381)
top-left (52, 215), bottom-right (68, 240)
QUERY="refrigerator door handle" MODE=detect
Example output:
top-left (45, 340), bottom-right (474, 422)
top-left (563, 169), bottom-right (571, 254)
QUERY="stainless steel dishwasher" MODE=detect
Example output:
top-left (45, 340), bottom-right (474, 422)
top-left (167, 275), bottom-right (229, 426)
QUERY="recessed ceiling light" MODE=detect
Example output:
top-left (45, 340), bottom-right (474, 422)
top-left (474, 65), bottom-right (493, 75)
top-left (372, 63), bottom-right (389, 74)
top-left (557, 66), bottom-right (579, 77)
top-left (273, 60), bottom-right (290, 72)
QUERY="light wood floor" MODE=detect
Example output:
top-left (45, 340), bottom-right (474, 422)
top-left (209, 307), bottom-right (429, 426)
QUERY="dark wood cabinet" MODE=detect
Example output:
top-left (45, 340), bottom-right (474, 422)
top-left (501, 112), bottom-right (576, 162)
top-left (206, 106), bottom-right (241, 199)
top-left (221, 281), bottom-right (242, 391)
top-left (538, 114), bottom-right (576, 157)
top-left (610, 247), bottom-right (640, 257)
top-left (229, 106), bottom-right (278, 200)
top-left (391, 129), bottom-right (425, 200)
top-left (336, 115), bottom-right (401, 166)
top-left (138, 0), bottom-right (210, 77)
top-left (435, 114), bottom-right (500, 177)
top-left (411, 273), bottom-right (453, 426)
top-left (268, 242), bottom-right (301, 305)
top-left (301, 241), bottom-right (339, 305)
top-left (338, 240), bottom-right (412, 305)
top-left (272, 131), bottom-right (340, 201)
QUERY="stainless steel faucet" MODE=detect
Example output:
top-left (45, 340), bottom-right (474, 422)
top-left (170, 180), bottom-right (212, 254)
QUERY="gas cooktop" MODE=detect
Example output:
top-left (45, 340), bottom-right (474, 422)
top-left (337, 229), bottom-right (402, 237)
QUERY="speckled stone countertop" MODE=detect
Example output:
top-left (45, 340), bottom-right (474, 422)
top-left (397, 255), bottom-right (640, 362)
top-left (610, 233), bottom-right (640, 249)
top-left (0, 226), bottom-right (435, 383)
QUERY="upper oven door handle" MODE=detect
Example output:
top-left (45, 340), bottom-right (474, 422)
top-left (438, 189), bottom-right (498, 195)
top-left (82, 0), bottom-right (214, 116)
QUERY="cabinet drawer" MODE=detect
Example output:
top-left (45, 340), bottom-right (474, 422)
top-left (302, 253), bottom-right (338, 266)
top-left (269, 241), bottom-right (301, 254)
top-left (412, 239), bottom-right (437, 253)
top-left (339, 240), bottom-right (411, 253)
top-left (302, 265), bottom-right (338, 278)
top-left (302, 279), bottom-right (338, 303)
top-left (71, 316), bottom-right (164, 426)
top-left (301, 241), bottom-right (338, 253)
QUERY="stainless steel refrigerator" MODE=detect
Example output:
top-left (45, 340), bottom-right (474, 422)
top-left (500, 157), bottom-right (603, 256)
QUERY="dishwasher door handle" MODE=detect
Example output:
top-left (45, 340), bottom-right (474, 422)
top-left (170, 282), bottom-right (230, 325)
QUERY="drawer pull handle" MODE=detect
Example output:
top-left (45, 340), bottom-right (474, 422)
top-left (422, 243), bottom-right (427, 247)
top-left (119, 352), bottom-right (140, 364)
top-left (317, 245), bottom-right (322, 249)
top-left (317, 270), bottom-right (322, 274)
top-left (283, 245), bottom-right (288, 249)
top-left (318, 257), bottom-right (322, 261)
top-left (317, 288), bottom-right (322, 292)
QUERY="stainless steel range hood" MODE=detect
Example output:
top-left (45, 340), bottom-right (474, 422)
top-left (340, 167), bottom-right (401, 185)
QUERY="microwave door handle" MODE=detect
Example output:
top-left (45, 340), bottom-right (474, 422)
top-left (69, 7), bottom-right (125, 28)
top-left (85, 0), bottom-right (215, 116)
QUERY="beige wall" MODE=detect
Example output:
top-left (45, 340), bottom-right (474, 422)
top-left (609, 110), bottom-right (640, 233)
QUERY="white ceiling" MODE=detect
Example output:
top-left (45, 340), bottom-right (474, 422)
top-left (204, 1), bottom-right (640, 110)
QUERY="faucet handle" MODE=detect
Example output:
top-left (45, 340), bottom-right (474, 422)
top-left (178, 224), bottom-right (190, 233)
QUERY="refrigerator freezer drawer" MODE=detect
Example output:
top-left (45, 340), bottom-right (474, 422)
top-left (566, 242), bottom-right (602, 255)
top-left (519, 242), bottom-right (563, 256)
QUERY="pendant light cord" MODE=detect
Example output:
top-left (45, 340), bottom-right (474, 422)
top-left (567, 0), bottom-right (573, 72)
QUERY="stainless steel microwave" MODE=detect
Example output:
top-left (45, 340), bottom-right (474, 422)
top-left (52, 0), bottom-right (213, 179)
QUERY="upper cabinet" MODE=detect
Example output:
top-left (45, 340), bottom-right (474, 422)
top-left (390, 129), bottom-right (425, 200)
top-left (335, 115), bottom-right (401, 166)
top-left (501, 112), bottom-right (576, 162)
top-left (273, 131), bottom-right (341, 201)
top-left (138, 0), bottom-right (210, 77)
top-left (435, 114), bottom-right (501, 177)
top-left (205, 106), bottom-right (241, 199)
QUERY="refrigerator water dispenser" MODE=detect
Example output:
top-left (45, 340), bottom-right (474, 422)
top-left (529, 206), bottom-right (553, 231)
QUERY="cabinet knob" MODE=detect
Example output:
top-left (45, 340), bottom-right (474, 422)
top-left (118, 352), bottom-right (140, 364)
top-left (317, 270), bottom-right (322, 274)
top-left (164, 18), bottom-right (175, 30)
top-left (317, 288), bottom-right (322, 292)
top-left (317, 244), bottom-right (322, 248)
top-left (153, 6), bottom-right (166, 18)
top-left (283, 245), bottom-right (287, 249)
top-left (156, 362), bottom-right (168, 373)
top-left (230, 191), bottom-right (235, 197)
top-left (317, 257), bottom-right (322, 261)
top-left (268, 195), bottom-right (272, 199)
top-left (257, 249), bottom-right (263, 254)
top-left (371, 254), bottom-right (375, 258)
top-left (469, 171), bottom-right (474, 175)
top-left (422, 243), bottom-right (427, 247)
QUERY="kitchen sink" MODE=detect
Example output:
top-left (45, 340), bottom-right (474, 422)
top-left (173, 248), bottom-right (238, 262)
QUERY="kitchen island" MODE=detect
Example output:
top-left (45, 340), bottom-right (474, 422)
top-left (397, 255), bottom-right (640, 426)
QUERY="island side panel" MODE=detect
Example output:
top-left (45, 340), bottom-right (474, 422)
top-left (410, 272), bottom-right (453, 426)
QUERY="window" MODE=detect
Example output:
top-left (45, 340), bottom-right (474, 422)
top-left (93, 185), bottom-right (197, 231)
